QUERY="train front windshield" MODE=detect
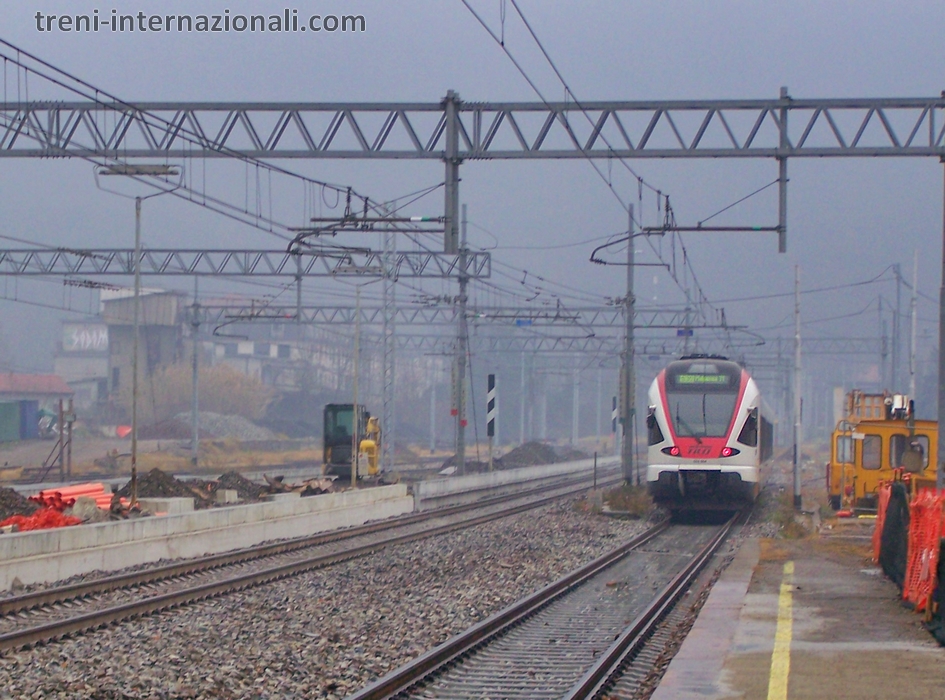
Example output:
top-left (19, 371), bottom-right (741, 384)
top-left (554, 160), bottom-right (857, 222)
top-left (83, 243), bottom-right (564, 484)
top-left (664, 361), bottom-right (742, 439)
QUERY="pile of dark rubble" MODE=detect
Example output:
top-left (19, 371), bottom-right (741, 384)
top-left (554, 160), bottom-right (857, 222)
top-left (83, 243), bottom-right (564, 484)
top-left (501, 441), bottom-right (560, 467)
top-left (115, 468), bottom-right (329, 509)
top-left (217, 471), bottom-right (266, 501)
top-left (0, 486), bottom-right (40, 522)
top-left (116, 468), bottom-right (214, 509)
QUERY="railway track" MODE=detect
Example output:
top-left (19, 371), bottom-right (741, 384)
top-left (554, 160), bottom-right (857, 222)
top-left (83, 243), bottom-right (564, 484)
top-left (0, 467), bottom-right (621, 653)
top-left (350, 513), bottom-right (738, 700)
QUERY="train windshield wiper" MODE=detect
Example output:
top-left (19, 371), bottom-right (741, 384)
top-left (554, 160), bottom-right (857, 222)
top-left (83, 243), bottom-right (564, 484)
top-left (674, 403), bottom-right (703, 444)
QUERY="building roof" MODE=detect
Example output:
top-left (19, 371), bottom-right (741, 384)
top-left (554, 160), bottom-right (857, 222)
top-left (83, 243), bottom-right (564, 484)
top-left (0, 373), bottom-right (74, 397)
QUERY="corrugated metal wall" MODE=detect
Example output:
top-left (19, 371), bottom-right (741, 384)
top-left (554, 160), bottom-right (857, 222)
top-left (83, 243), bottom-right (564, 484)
top-left (0, 403), bottom-right (20, 442)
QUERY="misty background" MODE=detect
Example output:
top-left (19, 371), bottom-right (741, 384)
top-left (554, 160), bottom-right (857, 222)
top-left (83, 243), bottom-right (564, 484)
top-left (0, 1), bottom-right (942, 448)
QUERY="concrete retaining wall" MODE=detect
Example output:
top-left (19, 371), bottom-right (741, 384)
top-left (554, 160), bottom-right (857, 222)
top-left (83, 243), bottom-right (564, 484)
top-left (413, 456), bottom-right (621, 510)
top-left (0, 484), bottom-right (412, 590)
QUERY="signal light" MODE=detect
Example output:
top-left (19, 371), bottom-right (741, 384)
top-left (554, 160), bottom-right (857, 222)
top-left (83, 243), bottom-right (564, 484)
top-left (661, 446), bottom-right (680, 457)
top-left (720, 447), bottom-right (740, 457)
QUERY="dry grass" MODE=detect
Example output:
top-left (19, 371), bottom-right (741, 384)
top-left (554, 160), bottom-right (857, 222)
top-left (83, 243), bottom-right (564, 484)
top-left (770, 491), bottom-right (811, 539)
top-left (603, 484), bottom-right (653, 518)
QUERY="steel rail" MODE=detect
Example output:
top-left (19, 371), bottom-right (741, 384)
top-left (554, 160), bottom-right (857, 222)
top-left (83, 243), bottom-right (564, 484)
top-left (347, 521), bottom-right (672, 700)
top-left (562, 512), bottom-right (739, 700)
top-left (0, 469), bottom-right (622, 652)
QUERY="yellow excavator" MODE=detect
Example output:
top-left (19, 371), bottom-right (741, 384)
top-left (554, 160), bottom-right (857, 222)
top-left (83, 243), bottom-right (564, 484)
top-left (322, 403), bottom-right (381, 478)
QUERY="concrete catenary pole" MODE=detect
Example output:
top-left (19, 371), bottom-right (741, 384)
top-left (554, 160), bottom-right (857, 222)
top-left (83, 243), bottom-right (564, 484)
top-left (571, 366), bottom-right (580, 445)
top-left (893, 264), bottom-right (902, 390)
top-left (443, 91), bottom-right (460, 254)
top-left (130, 196), bottom-right (142, 506)
top-left (455, 204), bottom-right (469, 474)
top-left (351, 285), bottom-right (361, 489)
top-left (622, 205), bottom-right (636, 484)
top-left (519, 351), bottom-right (526, 446)
top-left (938, 163), bottom-right (945, 490)
top-left (596, 367), bottom-right (602, 449)
top-left (793, 265), bottom-right (802, 509)
top-left (190, 277), bottom-right (200, 467)
top-left (909, 249), bottom-right (918, 401)
top-left (778, 86), bottom-right (789, 253)
top-left (429, 371), bottom-right (436, 454)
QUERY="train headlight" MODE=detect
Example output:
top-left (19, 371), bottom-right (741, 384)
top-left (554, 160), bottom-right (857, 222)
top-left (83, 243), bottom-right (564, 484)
top-left (720, 447), bottom-right (740, 457)
top-left (661, 446), bottom-right (681, 457)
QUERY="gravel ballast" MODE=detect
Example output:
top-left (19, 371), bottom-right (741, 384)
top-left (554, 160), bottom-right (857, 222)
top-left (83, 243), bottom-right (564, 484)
top-left (0, 501), bottom-right (652, 698)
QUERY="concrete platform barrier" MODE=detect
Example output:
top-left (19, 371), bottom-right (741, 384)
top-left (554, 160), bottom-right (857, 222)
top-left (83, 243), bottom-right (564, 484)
top-left (412, 456), bottom-right (622, 510)
top-left (0, 484), bottom-right (412, 590)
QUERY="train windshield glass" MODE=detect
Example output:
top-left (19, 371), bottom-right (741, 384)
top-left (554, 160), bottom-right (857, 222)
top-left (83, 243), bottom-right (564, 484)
top-left (664, 361), bottom-right (741, 438)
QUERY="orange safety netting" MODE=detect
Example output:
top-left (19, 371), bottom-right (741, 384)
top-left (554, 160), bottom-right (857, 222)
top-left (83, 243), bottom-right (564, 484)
top-left (0, 508), bottom-right (82, 531)
top-left (902, 488), bottom-right (945, 612)
top-left (873, 482), bottom-right (893, 563)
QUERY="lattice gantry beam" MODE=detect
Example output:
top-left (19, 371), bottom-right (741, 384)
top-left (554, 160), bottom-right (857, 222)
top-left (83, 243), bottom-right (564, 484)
top-left (202, 303), bottom-right (731, 328)
top-left (1, 96), bottom-right (944, 159)
top-left (394, 334), bottom-right (622, 353)
top-left (0, 248), bottom-right (490, 278)
top-left (392, 333), bottom-right (757, 354)
top-left (744, 337), bottom-right (882, 356)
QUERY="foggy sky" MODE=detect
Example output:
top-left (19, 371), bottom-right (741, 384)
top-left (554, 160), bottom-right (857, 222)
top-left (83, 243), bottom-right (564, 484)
top-left (0, 0), bottom-right (943, 420)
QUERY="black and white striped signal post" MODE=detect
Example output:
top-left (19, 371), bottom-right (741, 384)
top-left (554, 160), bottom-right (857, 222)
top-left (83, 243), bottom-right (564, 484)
top-left (487, 374), bottom-right (497, 472)
top-left (612, 396), bottom-right (619, 457)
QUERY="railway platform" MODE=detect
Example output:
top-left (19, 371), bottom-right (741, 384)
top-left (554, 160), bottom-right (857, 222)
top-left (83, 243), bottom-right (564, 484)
top-left (652, 519), bottom-right (945, 700)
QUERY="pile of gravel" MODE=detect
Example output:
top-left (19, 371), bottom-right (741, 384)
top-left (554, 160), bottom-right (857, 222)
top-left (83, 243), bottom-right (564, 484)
top-left (502, 441), bottom-right (560, 467)
top-left (0, 501), bottom-right (651, 697)
top-left (174, 412), bottom-right (276, 441)
top-left (441, 441), bottom-right (575, 472)
top-left (0, 487), bottom-right (39, 523)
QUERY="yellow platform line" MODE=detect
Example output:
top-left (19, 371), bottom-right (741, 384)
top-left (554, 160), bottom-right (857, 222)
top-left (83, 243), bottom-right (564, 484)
top-left (767, 561), bottom-right (795, 700)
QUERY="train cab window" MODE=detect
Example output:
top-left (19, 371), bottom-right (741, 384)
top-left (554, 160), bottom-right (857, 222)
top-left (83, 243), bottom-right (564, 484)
top-left (890, 434), bottom-right (930, 470)
top-left (737, 409), bottom-right (758, 447)
top-left (861, 435), bottom-right (882, 470)
top-left (646, 409), bottom-right (664, 446)
top-left (664, 361), bottom-right (741, 438)
top-left (835, 435), bottom-right (853, 463)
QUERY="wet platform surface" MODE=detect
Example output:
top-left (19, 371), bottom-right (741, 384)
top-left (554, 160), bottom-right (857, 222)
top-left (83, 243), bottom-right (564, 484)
top-left (652, 520), bottom-right (945, 700)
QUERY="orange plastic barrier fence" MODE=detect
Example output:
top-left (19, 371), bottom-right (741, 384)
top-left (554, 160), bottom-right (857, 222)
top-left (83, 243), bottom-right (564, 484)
top-left (873, 482), bottom-right (893, 563)
top-left (0, 508), bottom-right (82, 531)
top-left (903, 488), bottom-right (945, 612)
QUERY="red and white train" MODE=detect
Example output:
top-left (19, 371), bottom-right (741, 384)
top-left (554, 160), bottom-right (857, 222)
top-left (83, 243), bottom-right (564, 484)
top-left (645, 355), bottom-right (773, 511)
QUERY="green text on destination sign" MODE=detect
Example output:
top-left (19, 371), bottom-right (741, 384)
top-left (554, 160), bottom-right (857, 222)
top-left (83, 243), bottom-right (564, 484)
top-left (676, 374), bottom-right (730, 384)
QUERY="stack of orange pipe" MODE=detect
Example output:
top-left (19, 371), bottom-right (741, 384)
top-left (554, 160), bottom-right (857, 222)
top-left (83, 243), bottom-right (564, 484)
top-left (29, 483), bottom-right (120, 511)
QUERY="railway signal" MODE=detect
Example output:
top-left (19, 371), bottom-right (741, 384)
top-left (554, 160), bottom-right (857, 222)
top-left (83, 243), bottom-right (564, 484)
top-left (487, 374), bottom-right (496, 472)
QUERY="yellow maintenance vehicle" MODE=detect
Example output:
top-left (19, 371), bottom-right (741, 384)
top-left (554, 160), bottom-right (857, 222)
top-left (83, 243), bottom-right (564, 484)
top-left (827, 390), bottom-right (938, 511)
top-left (322, 403), bottom-right (381, 478)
